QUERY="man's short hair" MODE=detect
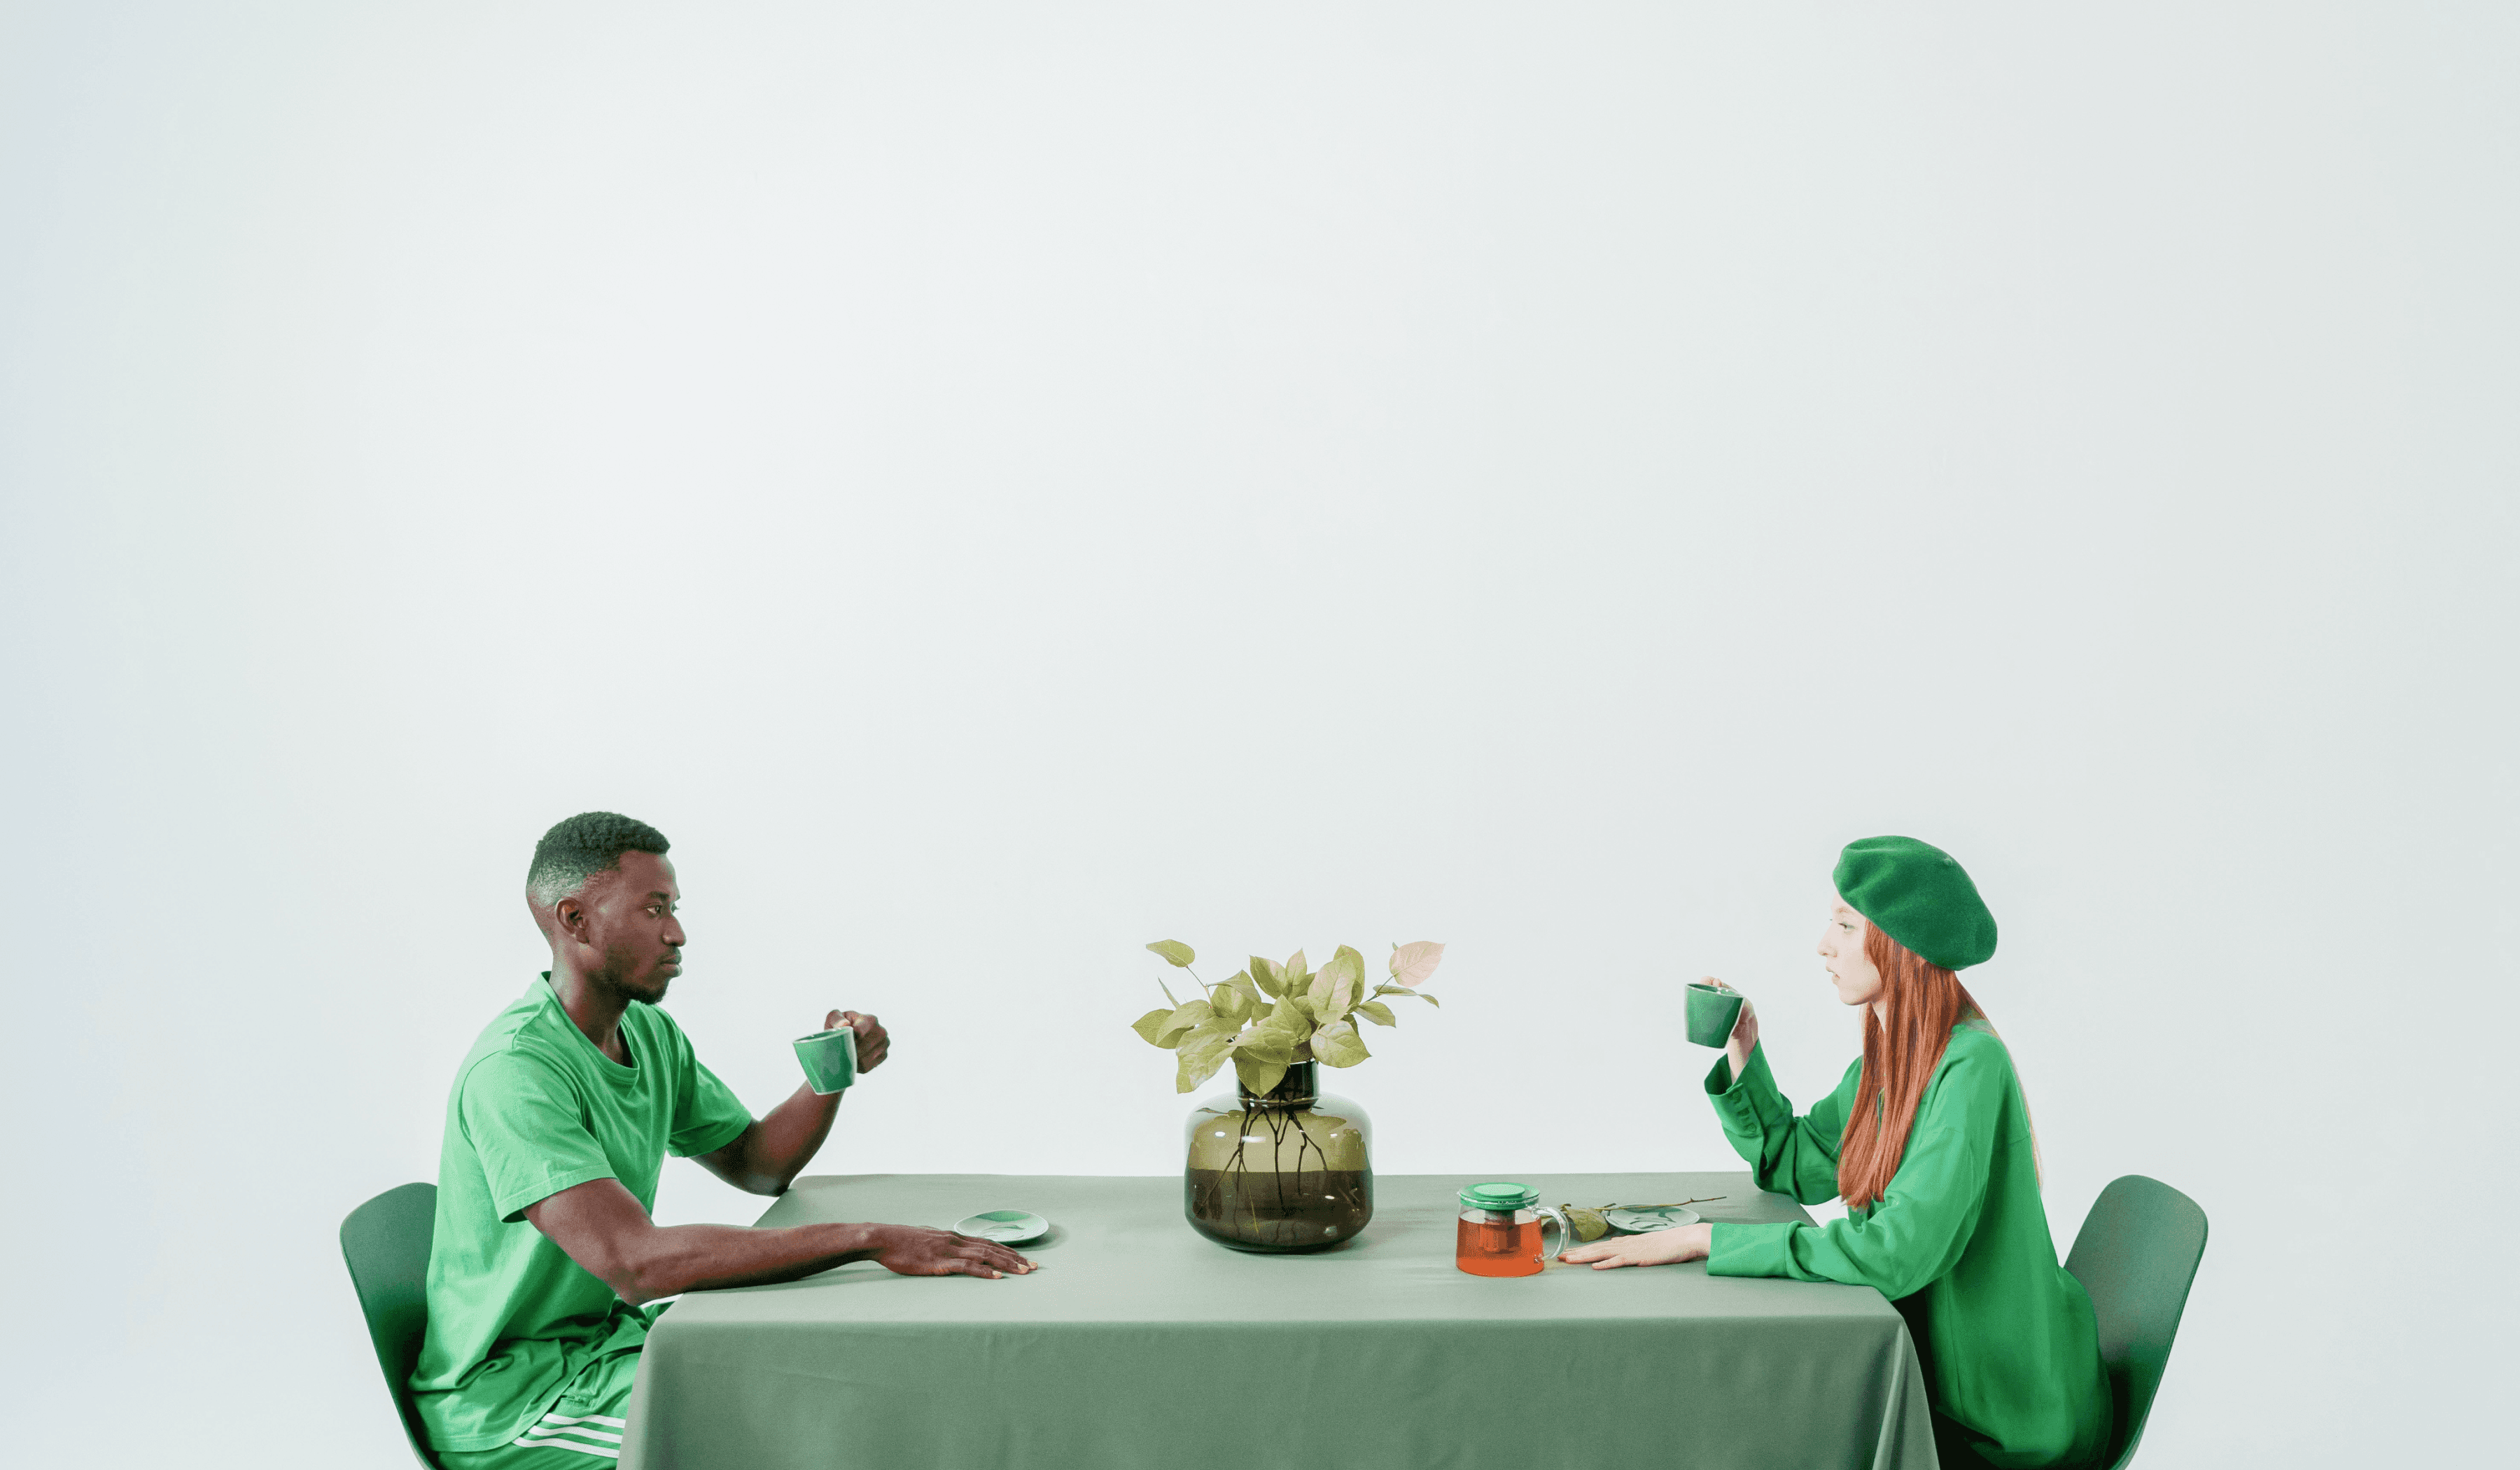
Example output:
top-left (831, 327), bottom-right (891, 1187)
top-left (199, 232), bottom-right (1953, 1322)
top-left (527, 811), bottom-right (671, 908)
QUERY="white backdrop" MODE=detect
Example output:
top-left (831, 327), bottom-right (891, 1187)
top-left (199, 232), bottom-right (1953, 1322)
top-left (3, 4), bottom-right (2511, 1466)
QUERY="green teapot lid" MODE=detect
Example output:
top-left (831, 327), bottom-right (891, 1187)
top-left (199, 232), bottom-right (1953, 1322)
top-left (1460, 1181), bottom-right (1538, 1211)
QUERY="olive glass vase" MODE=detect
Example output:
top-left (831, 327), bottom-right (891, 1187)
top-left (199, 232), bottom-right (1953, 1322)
top-left (1182, 1060), bottom-right (1373, 1252)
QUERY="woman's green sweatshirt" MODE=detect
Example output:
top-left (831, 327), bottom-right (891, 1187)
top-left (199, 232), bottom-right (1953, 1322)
top-left (1705, 1023), bottom-right (2112, 1469)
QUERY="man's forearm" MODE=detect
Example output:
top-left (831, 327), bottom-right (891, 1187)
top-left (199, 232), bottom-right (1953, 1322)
top-left (612, 1219), bottom-right (886, 1303)
top-left (720, 1082), bottom-right (844, 1194)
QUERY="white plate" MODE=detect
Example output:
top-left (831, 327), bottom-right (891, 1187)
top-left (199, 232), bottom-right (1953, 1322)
top-left (1603, 1205), bottom-right (1700, 1234)
top-left (953, 1210), bottom-right (1051, 1245)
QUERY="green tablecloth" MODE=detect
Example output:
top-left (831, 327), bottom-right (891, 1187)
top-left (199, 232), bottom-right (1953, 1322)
top-left (620, 1171), bottom-right (1934, 1470)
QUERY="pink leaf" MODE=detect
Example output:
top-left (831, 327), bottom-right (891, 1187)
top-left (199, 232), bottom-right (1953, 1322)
top-left (1387, 940), bottom-right (1446, 988)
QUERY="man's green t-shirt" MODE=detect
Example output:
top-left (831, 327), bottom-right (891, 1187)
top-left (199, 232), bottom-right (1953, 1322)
top-left (412, 976), bottom-right (753, 1452)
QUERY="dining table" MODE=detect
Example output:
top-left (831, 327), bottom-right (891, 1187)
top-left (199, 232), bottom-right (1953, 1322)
top-left (617, 1170), bottom-right (1935, 1470)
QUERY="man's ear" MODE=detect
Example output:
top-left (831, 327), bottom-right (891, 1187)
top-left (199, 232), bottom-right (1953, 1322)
top-left (553, 895), bottom-right (591, 946)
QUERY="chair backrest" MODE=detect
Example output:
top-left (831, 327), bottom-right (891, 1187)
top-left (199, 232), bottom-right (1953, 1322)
top-left (2064, 1175), bottom-right (2208, 1470)
top-left (340, 1182), bottom-right (442, 1470)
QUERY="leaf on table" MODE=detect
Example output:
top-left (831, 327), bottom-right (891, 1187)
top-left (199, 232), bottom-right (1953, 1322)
top-left (1312, 1019), bottom-right (1370, 1068)
top-left (1563, 1205), bottom-right (1611, 1242)
top-left (1233, 1051), bottom-right (1291, 1098)
top-left (1387, 940), bottom-right (1446, 988)
top-left (1354, 1000), bottom-right (1396, 1027)
top-left (1146, 939), bottom-right (1196, 968)
top-left (1131, 1008), bottom-right (1179, 1046)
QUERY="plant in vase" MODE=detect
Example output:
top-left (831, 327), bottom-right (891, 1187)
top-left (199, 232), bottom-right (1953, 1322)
top-left (1130, 939), bottom-right (1445, 1252)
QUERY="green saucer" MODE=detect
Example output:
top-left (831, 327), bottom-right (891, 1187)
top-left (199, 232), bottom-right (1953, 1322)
top-left (953, 1210), bottom-right (1051, 1245)
top-left (1603, 1205), bottom-right (1700, 1234)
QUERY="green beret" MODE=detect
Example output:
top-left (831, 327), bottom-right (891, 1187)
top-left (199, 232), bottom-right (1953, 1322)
top-left (1833, 836), bottom-right (1998, 970)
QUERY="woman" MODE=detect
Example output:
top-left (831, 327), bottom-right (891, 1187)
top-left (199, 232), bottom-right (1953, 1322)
top-left (1562, 836), bottom-right (2112, 1469)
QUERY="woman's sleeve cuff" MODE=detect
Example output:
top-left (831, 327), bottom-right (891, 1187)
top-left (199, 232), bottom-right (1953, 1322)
top-left (1704, 1042), bottom-right (1789, 1135)
top-left (1706, 1221), bottom-right (1802, 1278)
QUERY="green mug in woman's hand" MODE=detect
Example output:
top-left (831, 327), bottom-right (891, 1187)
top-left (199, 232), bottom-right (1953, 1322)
top-left (1685, 979), bottom-right (1746, 1046)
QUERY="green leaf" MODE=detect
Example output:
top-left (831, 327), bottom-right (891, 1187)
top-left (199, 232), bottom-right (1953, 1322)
top-left (1231, 1028), bottom-right (1294, 1063)
top-left (1131, 1008), bottom-right (1178, 1046)
top-left (1565, 1205), bottom-right (1611, 1242)
top-left (1417, 991), bottom-right (1438, 1008)
top-left (1354, 1000), bottom-right (1396, 1027)
top-left (1312, 1019), bottom-right (1370, 1068)
top-left (1256, 997), bottom-right (1310, 1045)
top-left (1283, 949), bottom-right (1308, 983)
top-left (1249, 956), bottom-right (1284, 998)
top-left (1230, 969), bottom-right (1266, 1009)
top-left (1232, 1051), bottom-right (1292, 1097)
top-left (1156, 999), bottom-right (1212, 1043)
top-left (1176, 1045), bottom-right (1228, 1093)
top-left (1146, 939), bottom-right (1196, 967)
top-left (1322, 946), bottom-right (1365, 1016)
top-left (1172, 1016), bottom-right (1239, 1091)
top-left (1212, 979), bottom-right (1251, 1021)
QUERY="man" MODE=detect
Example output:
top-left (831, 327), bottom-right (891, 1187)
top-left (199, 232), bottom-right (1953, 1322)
top-left (412, 812), bottom-right (1034, 1466)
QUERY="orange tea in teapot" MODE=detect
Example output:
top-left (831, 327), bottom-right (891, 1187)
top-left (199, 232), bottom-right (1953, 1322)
top-left (1454, 1182), bottom-right (1574, 1278)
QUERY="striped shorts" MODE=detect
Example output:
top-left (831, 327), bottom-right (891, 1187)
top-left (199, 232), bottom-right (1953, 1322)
top-left (438, 1344), bottom-right (640, 1466)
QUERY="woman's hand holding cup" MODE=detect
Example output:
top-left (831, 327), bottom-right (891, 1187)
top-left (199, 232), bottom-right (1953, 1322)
top-left (1699, 977), bottom-right (1758, 1081)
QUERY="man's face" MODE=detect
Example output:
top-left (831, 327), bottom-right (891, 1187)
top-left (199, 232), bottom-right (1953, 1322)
top-left (562, 851), bottom-right (685, 1004)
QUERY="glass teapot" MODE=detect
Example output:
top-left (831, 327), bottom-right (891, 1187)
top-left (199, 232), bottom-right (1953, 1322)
top-left (1455, 1182), bottom-right (1575, 1278)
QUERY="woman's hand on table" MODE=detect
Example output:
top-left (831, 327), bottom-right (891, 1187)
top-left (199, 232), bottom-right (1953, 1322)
top-left (1559, 1222), bottom-right (1714, 1269)
top-left (868, 1225), bottom-right (1037, 1279)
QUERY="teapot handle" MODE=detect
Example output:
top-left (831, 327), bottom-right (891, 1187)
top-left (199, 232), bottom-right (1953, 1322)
top-left (1533, 1203), bottom-right (1576, 1264)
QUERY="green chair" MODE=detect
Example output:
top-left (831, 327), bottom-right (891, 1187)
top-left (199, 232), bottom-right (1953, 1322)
top-left (2064, 1175), bottom-right (2209, 1470)
top-left (341, 1182), bottom-right (443, 1470)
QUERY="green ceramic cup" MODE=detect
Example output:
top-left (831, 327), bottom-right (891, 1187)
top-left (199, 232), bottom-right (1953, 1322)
top-left (792, 1026), bottom-right (859, 1095)
top-left (1684, 982), bottom-right (1745, 1048)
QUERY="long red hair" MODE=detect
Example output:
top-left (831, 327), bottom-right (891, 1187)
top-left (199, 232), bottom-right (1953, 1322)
top-left (1837, 922), bottom-right (1985, 1210)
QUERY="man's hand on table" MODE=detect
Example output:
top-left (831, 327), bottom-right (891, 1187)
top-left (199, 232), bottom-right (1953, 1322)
top-left (1559, 1222), bottom-right (1715, 1269)
top-left (526, 1180), bottom-right (1039, 1301)
top-left (868, 1225), bottom-right (1039, 1280)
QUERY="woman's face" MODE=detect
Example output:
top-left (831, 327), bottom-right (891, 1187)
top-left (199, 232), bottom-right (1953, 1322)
top-left (1819, 899), bottom-right (1883, 1009)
